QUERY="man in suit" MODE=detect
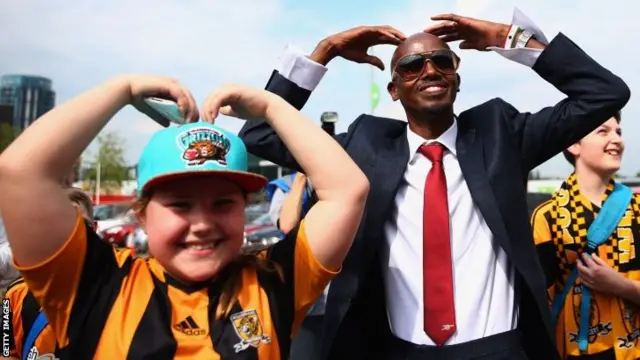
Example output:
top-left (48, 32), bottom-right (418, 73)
top-left (239, 10), bottom-right (630, 360)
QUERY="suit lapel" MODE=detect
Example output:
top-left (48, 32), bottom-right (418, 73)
top-left (359, 125), bottom-right (409, 261)
top-left (456, 113), bottom-right (512, 256)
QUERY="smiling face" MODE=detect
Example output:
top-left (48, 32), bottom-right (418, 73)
top-left (388, 33), bottom-right (460, 115)
top-left (568, 117), bottom-right (624, 176)
top-left (138, 176), bottom-right (247, 283)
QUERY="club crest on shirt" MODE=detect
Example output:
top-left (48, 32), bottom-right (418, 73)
top-left (230, 309), bottom-right (271, 352)
top-left (176, 127), bottom-right (231, 167)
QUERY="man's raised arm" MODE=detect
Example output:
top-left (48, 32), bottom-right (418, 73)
top-left (239, 27), bottom-right (405, 170)
top-left (425, 8), bottom-right (629, 171)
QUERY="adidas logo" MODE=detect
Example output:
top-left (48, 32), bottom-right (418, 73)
top-left (174, 316), bottom-right (207, 336)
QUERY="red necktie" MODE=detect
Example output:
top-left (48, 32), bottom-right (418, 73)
top-left (419, 143), bottom-right (456, 346)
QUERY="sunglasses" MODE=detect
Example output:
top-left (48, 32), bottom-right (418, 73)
top-left (393, 50), bottom-right (460, 81)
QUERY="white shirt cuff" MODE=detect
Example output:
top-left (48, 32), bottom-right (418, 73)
top-left (276, 44), bottom-right (328, 92)
top-left (488, 7), bottom-right (549, 68)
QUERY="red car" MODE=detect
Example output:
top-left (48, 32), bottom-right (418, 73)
top-left (100, 222), bottom-right (138, 247)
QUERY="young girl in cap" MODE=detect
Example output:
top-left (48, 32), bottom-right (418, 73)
top-left (0, 75), bottom-right (369, 359)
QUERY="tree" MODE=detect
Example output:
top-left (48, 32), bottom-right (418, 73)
top-left (85, 131), bottom-right (130, 193)
top-left (0, 123), bottom-right (17, 153)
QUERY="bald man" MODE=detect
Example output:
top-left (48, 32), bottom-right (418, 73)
top-left (240, 9), bottom-right (629, 360)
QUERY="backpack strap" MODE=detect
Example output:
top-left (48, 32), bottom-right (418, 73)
top-left (22, 310), bottom-right (48, 360)
top-left (551, 183), bottom-right (633, 351)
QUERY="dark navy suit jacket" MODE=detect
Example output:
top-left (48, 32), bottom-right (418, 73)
top-left (240, 34), bottom-right (630, 359)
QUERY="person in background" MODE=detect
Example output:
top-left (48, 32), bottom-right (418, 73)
top-left (0, 215), bottom-right (20, 290)
top-left (266, 172), bottom-right (313, 231)
top-left (4, 187), bottom-right (96, 360)
top-left (0, 74), bottom-right (368, 358)
top-left (274, 171), bottom-right (326, 360)
top-left (531, 112), bottom-right (640, 359)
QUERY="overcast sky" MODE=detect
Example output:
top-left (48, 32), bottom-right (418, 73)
top-left (1, 0), bottom-right (636, 177)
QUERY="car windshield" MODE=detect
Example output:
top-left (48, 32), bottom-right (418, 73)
top-left (250, 213), bottom-right (273, 226)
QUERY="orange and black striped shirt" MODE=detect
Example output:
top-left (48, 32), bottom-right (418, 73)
top-left (16, 213), bottom-right (336, 359)
top-left (3, 278), bottom-right (56, 359)
top-left (532, 185), bottom-right (640, 359)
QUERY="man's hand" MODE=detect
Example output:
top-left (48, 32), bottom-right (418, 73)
top-left (424, 14), bottom-right (509, 51)
top-left (310, 26), bottom-right (406, 69)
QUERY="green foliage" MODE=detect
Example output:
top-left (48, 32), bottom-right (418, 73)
top-left (0, 123), bottom-right (17, 153)
top-left (85, 132), bottom-right (130, 186)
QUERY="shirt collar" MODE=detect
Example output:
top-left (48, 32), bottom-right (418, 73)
top-left (406, 118), bottom-right (458, 162)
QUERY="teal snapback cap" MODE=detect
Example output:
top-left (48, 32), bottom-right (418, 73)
top-left (137, 122), bottom-right (267, 194)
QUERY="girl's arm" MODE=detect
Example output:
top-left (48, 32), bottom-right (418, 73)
top-left (0, 75), bottom-right (198, 267)
top-left (204, 85), bottom-right (369, 271)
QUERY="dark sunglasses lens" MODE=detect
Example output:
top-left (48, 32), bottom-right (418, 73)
top-left (397, 54), bottom-right (426, 80)
top-left (431, 52), bottom-right (456, 73)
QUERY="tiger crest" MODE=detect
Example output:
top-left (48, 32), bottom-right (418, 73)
top-left (230, 309), bottom-right (271, 353)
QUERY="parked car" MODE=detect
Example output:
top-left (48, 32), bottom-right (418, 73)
top-left (94, 203), bottom-right (133, 232)
top-left (245, 213), bottom-right (276, 234)
top-left (245, 202), bottom-right (269, 224)
top-left (242, 227), bottom-right (283, 254)
top-left (98, 219), bottom-right (140, 247)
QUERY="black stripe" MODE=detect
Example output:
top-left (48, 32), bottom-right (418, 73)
top-left (257, 268), bottom-right (293, 360)
top-left (127, 273), bottom-right (176, 360)
top-left (210, 300), bottom-right (258, 359)
top-left (62, 223), bottom-right (132, 359)
top-left (263, 225), bottom-right (297, 360)
top-left (185, 316), bottom-right (198, 329)
top-left (20, 291), bottom-right (40, 351)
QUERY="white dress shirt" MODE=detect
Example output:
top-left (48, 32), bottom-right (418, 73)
top-left (274, 8), bottom-right (548, 345)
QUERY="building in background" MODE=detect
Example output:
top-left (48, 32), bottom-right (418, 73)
top-left (0, 75), bottom-right (55, 131)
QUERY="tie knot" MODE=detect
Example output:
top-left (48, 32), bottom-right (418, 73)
top-left (419, 143), bottom-right (444, 162)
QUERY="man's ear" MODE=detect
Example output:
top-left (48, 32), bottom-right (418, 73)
top-left (387, 81), bottom-right (399, 101)
top-left (456, 73), bottom-right (461, 92)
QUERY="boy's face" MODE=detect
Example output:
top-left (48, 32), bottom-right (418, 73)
top-left (568, 117), bottom-right (623, 175)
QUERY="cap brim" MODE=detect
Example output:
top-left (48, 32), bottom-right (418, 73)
top-left (142, 170), bottom-right (268, 194)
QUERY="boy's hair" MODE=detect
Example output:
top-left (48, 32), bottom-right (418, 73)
top-left (562, 111), bottom-right (622, 166)
top-left (65, 187), bottom-right (94, 219)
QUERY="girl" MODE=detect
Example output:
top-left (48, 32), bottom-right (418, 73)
top-left (0, 75), bottom-right (369, 359)
top-left (532, 113), bottom-right (640, 359)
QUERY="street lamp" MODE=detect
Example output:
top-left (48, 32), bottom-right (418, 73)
top-left (320, 111), bottom-right (338, 136)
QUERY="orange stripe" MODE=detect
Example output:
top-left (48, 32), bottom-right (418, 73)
top-left (93, 258), bottom-right (154, 359)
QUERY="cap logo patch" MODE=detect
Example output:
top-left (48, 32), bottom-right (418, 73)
top-left (176, 127), bottom-right (231, 167)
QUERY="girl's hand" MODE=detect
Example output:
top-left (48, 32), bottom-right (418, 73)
top-left (201, 84), bottom-right (279, 123)
top-left (123, 74), bottom-right (199, 122)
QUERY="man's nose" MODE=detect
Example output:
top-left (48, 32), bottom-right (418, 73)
top-left (421, 62), bottom-right (440, 78)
